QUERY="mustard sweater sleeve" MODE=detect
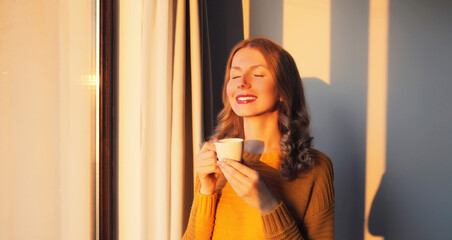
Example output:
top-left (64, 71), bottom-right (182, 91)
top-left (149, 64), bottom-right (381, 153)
top-left (261, 156), bottom-right (335, 240)
top-left (261, 201), bottom-right (303, 239)
top-left (182, 177), bottom-right (218, 240)
top-left (302, 156), bottom-right (335, 239)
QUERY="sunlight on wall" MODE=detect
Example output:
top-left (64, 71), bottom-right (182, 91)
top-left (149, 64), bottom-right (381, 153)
top-left (242, 0), bottom-right (250, 39)
top-left (365, 0), bottom-right (389, 239)
top-left (282, 0), bottom-right (331, 85)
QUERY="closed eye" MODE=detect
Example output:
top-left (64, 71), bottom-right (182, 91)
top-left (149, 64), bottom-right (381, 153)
top-left (254, 75), bottom-right (264, 77)
top-left (232, 76), bottom-right (241, 79)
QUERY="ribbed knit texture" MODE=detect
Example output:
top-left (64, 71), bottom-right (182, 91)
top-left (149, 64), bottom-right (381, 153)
top-left (182, 149), bottom-right (335, 240)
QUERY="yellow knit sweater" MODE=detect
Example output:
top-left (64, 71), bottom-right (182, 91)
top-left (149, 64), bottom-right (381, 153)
top-left (182, 149), bottom-right (335, 240)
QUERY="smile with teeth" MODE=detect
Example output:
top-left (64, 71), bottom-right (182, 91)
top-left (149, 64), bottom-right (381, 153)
top-left (236, 94), bottom-right (258, 104)
top-left (237, 96), bottom-right (256, 101)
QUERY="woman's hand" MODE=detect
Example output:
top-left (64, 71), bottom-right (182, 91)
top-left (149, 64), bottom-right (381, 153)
top-left (218, 159), bottom-right (280, 214)
top-left (195, 141), bottom-right (221, 195)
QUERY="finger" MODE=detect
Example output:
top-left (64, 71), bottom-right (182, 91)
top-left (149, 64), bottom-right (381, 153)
top-left (198, 158), bottom-right (219, 168)
top-left (206, 142), bottom-right (217, 152)
top-left (198, 150), bottom-right (217, 161)
top-left (200, 142), bottom-right (216, 152)
top-left (198, 165), bottom-right (221, 175)
top-left (219, 164), bottom-right (238, 187)
top-left (221, 158), bottom-right (256, 178)
top-left (195, 152), bottom-right (216, 170)
top-left (199, 166), bottom-right (221, 175)
top-left (218, 160), bottom-right (247, 185)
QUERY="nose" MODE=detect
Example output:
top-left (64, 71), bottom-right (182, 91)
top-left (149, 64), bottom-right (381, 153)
top-left (237, 73), bottom-right (250, 89)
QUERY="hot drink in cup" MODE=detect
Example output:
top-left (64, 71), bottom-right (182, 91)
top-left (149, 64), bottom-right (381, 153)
top-left (214, 138), bottom-right (244, 162)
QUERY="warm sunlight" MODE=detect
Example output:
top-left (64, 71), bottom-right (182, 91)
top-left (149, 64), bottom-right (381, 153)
top-left (365, 0), bottom-right (389, 239)
top-left (242, 0), bottom-right (250, 39)
top-left (282, 0), bottom-right (331, 85)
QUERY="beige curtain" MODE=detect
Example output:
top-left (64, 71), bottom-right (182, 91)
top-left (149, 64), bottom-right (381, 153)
top-left (118, 0), bottom-right (202, 239)
top-left (0, 0), bottom-right (96, 239)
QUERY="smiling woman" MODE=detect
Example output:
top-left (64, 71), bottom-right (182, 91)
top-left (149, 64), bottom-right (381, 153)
top-left (227, 47), bottom-right (282, 119)
top-left (182, 38), bottom-right (335, 240)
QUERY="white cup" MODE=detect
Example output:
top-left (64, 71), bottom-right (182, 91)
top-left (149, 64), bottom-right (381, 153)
top-left (214, 138), bottom-right (244, 161)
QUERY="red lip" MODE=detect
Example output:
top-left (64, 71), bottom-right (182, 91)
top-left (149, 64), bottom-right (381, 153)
top-left (235, 94), bottom-right (258, 104)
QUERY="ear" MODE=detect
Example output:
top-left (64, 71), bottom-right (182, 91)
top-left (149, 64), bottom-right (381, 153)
top-left (280, 96), bottom-right (283, 102)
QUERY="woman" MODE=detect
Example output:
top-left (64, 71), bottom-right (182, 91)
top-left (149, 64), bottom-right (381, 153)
top-left (183, 38), bottom-right (334, 239)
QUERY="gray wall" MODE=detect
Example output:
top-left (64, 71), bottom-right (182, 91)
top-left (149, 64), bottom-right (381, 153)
top-left (368, 0), bottom-right (452, 239)
top-left (250, 0), bottom-right (452, 239)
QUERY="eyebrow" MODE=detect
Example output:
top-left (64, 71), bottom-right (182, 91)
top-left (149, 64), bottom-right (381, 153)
top-left (230, 64), bottom-right (268, 71)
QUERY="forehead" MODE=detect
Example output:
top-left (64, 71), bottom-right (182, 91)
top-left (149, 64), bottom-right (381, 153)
top-left (231, 47), bottom-right (267, 69)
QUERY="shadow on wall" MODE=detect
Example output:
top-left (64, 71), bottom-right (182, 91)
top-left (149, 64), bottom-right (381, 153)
top-left (368, 0), bottom-right (452, 239)
top-left (304, 75), bottom-right (367, 240)
top-left (304, 0), bottom-right (370, 238)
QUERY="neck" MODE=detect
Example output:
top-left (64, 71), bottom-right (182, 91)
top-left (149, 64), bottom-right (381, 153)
top-left (243, 111), bottom-right (281, 154)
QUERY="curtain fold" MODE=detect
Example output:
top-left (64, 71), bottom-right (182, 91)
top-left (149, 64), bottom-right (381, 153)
top-left (142, 0), bottom-right (173, 238)
top-left (170, 0), bottom-right (188, 238)
top-left (118, 0), bottom-right (144, 239)
top-left (198, 0), bottom-right (214, 141)
top-left (118, 0), bottom-right (201, 239)
top-left (188, 0), bottom-right (204, 157)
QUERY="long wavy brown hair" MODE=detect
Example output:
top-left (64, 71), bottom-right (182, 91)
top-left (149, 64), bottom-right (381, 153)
top-left (210, 37), bottom-right (314, 181)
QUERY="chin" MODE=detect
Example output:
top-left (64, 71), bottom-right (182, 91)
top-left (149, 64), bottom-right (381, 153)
top-left (233, 109), bottom-right (266, 118)
top-left (235, 113), bottom-right (255, 118)
top-left (233, 108), bottom-right (280, 119)
top-left (231, 106), bottom-right (253, 117)
top-left (231, 110), bottom-right (247, 117)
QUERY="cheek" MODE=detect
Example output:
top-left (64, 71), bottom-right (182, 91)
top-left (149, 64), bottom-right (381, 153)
top-left (226, 82), bottom-right (234, 99)
top-left (261, 82), bottom-right (279, 99)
